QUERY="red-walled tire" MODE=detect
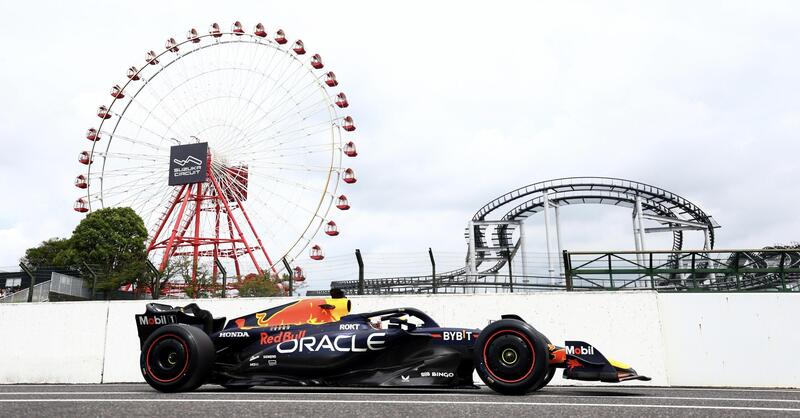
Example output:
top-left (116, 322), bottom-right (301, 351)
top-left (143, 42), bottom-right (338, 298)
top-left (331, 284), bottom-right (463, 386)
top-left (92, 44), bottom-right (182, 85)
top-left (474, 319), bottom-right (548, 395)
top-left (140, 324), bottom-right (214, 392)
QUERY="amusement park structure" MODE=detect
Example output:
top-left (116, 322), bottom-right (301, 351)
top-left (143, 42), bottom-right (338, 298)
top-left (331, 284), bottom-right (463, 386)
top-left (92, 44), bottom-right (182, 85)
top-left (74, 21), bottom-right (358, 289)
top-left (461, 177), bottom-right (719, 281)
top-left (316, 177), bottom-right (800, 295)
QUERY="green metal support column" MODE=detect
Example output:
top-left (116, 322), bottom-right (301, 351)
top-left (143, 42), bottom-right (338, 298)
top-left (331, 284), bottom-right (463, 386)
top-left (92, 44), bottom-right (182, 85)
top-left (19, 263), bottom-right (35, 303)
top-left (356, 249), bottom-right (364, 295)
top-left (215, 259), bottom-right (227, 298)
top-left (562, 250), bottom-right (573, 291)
top-left (732, 252), bottom-right (741, 290)
top-left (607, 253), bottom-right (614, 289)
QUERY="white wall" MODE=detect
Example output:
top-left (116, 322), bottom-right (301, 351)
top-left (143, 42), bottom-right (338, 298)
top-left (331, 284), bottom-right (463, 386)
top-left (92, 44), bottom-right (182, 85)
top-left (1, 292), bottom-right (798, 387)
top-left (0, 301), bottom-right (109, 384)
top-left (658, 293), bottom-right (800, 387)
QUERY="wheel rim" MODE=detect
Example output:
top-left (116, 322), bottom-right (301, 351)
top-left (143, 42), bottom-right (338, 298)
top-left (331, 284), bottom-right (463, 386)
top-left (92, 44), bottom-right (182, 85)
top-left (482, 330), bottom-right (536, 383)
top-left (146, 334), bottom-right (190, 383)
top-left (500, 348), bottom-right (519, 365)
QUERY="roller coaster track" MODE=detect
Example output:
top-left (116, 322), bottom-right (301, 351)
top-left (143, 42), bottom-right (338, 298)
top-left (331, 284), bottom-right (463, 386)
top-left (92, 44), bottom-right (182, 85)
top-left (326, 177), bottom-right (723, 294)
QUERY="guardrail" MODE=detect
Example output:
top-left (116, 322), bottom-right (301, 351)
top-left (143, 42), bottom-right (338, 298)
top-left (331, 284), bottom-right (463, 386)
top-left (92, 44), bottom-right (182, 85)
top-left (564, 249), bottom-right (800, 292)
top-left (308, 249), bottom-right (800, 295)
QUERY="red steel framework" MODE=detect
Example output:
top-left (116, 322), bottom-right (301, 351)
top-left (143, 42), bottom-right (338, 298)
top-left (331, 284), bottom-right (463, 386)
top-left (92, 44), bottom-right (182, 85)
top-left (146, 154), bottom-right (276, 286)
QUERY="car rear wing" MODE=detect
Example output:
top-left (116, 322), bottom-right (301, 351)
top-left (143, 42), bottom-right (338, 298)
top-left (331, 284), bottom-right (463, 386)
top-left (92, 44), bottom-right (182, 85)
top-left (135, 303), bottom-right (225, 346)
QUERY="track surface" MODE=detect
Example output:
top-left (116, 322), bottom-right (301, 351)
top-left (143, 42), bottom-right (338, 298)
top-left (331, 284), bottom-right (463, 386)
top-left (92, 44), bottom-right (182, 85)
top-left (1, 384), bottom-right (799, 417)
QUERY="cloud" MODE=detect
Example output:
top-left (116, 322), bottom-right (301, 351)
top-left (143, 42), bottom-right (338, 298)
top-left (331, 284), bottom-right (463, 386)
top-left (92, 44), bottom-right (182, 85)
top-left (1, 1), bottom-right (799, 289)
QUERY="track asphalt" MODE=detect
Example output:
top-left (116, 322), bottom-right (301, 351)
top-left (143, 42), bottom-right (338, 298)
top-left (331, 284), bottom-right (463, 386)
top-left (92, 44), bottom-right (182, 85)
top-left (0, 384), bottom-right (798, 417)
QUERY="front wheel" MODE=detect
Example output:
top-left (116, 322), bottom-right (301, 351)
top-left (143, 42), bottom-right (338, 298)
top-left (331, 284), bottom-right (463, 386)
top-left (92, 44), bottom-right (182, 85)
top-left (140, 324), bottom-right (214, 392)
top-left (473, 319), bottom-right (549, 395)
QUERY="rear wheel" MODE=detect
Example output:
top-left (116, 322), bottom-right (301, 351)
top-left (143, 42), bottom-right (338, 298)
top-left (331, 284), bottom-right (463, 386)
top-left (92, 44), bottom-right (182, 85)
top-left (140, 324), bottom-right (214, 392)
top-left (473, 319), bottom-right (548, 395)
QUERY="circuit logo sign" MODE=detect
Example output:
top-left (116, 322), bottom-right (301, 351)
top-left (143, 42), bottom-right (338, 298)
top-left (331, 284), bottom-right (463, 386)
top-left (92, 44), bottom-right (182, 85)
top-left (169, 142), bottom-right (208, 185)
top-left (277, 333), bottom-right (386, 353)
top-left (137, 315), bottom-right (176, 326)
top-left (173, 156), bottom-right (203, 167)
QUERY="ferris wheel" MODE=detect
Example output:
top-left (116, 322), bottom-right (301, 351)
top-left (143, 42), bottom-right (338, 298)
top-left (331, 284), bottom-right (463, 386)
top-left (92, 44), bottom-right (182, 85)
top-left (74, 21), bottom-right (359, 279)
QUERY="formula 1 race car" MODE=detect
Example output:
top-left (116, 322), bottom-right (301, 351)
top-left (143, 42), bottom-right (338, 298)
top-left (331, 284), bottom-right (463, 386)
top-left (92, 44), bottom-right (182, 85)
top-left (135, 292), bottom-right (649, 395)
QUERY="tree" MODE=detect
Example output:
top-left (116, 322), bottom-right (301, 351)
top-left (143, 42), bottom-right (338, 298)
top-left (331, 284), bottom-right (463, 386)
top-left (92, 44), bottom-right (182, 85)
top-left (69, 207), bottom-right (149, 292)
top-left (157, 256), bottom-right (220, 299)
top-left (20, 238), bottom-right (72, 267)
top-left (237, 273), bottom-right (286, 297)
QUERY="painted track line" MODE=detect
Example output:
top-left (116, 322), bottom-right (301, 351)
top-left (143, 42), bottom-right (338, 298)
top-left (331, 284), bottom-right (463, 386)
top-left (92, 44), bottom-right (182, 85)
top-left (0, 398), bottom-right (798, 412)
top-left (1, 391), bottom-right (800, 404)
top-left (548, 386), bottom-right (800, 394)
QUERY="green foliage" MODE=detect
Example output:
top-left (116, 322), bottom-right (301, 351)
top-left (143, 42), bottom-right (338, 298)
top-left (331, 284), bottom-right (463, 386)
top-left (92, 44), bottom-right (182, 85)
top-left (69, 207), bottom-right (149, 292)
top-left (21, 238), bottom-right (72, 267)
top-left (20, 207), bottom-right (150, 293)
top-left (159, 256), bottom-right (220, 298)
top-left (237, 273), bottom-right (286, 298)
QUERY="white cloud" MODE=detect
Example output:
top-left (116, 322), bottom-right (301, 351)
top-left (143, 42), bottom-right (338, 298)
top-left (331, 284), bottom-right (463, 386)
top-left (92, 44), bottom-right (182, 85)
top-left (1, 1), bottom-right (799, 288)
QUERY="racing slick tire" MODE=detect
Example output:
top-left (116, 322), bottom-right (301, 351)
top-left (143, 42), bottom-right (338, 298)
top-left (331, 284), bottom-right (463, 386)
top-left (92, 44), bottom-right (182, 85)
top-left (533, 367), bottom-right (556, 391)
top-left (140, 324), bottom-right (214, 393)
top-left (474, 319), bottom-right (549, 395)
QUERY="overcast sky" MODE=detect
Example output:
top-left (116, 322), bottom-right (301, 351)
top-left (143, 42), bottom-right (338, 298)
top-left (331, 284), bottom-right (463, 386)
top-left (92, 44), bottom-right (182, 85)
top-left (1, 1), bottom-right (799, 289)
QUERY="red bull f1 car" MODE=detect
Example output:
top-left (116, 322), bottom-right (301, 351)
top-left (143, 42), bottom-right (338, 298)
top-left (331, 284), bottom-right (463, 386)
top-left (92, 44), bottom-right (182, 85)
top-left (135, 292), bottom-right (649, 395)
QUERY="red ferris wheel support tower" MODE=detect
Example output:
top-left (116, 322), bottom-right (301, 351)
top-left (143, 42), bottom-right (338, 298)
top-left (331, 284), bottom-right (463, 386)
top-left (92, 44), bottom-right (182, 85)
top-left (146, 151), bottom-right (276, 284)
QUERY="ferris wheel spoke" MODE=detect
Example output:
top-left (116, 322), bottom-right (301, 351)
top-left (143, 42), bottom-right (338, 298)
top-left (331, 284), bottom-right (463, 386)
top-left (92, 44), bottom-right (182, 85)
top-left (256, 78), bottom-right (329, 125)
top-left (225, 55), bottom-right (314, 131)
top-left (244, 148), bottom-right (335, 162)
top-left (248, 171), bottom-right (331, 195)
top-left (88, 161), bottom-right (165, 178)
top-left (224, 74), bottom-right (330, 146)
top-left (247, 141), bottom-right (334, 155)
top-left (217, 65), bottom-right (320, 150)
top-left (107, 108), bottom-right (188, 148)
top-left (88, 169), bottom-right (166, 197)
top-left (250, 101), bottom-right (332, 144)
top-left (94, 151), bottom-right (170, 163)
top-left (242, 160), bottom-right (335, 173)
top-left (99, 131), bottom-right (168, 151)
top-left (214, 45), bottom-right (279, 145)
top-left (247, 184), bottom-right (329, 222)
top-left (94, 181), bottom-right (168, 204)
top-left (231, 95), bottom-right (331, 150)
top-left (216, 46), bottom-right (288, 124)
top-left (123, 93), bottom-right (187, 137)
top-left (239, 68), bottom-right (320, 131)
top-left (217, 176), bottom-right (311, 241)
top-left (210, 171), bottom-right (307, 244)
top-left (124, 183), bottom-right (176, 215)
top-left (233, 115), bottom-right (334, 154)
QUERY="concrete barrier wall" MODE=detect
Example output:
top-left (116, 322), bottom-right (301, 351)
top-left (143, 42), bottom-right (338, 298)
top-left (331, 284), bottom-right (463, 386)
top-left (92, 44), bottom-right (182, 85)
top-left (0, 301), bottom-right (109, 383)
top-left (1, 292), bottom-right (798, 387)
top-left (658, 293), bottom-right (800, 387)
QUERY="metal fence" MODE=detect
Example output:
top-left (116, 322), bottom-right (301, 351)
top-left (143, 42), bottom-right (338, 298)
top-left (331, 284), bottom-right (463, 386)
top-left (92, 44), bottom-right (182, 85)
top-left (0, 272), bottom-right (89, 303)
top-left (307, 249), bottom-right (800, 295)
top-left (564, 249), bottom-right (800, 292)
